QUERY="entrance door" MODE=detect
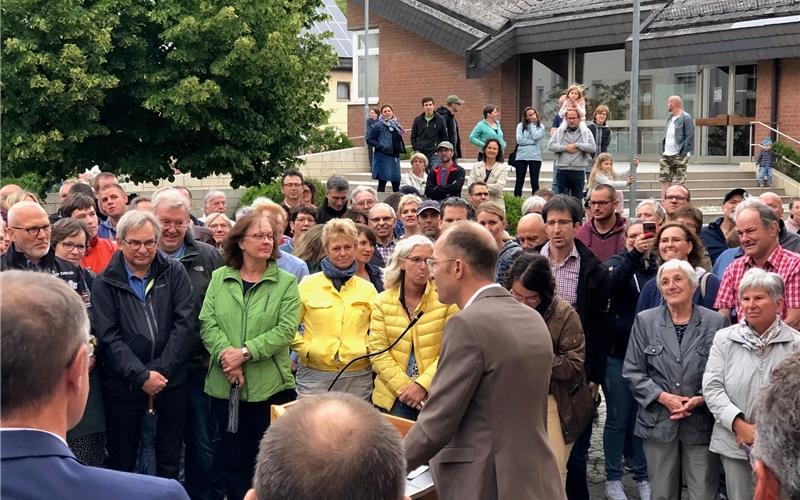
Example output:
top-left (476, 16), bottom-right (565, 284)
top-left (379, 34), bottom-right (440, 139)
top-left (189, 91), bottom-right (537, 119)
top-left (697, 64), bottom-right (756, 161)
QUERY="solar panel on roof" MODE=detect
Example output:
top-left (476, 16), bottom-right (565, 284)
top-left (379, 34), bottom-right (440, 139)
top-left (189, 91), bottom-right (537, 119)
top-left (313, 0), bottom-right (353, 58)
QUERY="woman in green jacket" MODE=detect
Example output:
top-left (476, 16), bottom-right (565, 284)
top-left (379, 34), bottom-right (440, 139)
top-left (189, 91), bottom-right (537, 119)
top-left (469, 104), bottom-right (507, 161)
top-left (200, 213), bottom-right (300, 500)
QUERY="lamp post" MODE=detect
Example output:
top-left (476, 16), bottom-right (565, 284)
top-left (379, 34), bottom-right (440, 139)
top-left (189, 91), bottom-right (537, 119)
top-left (629, 0), bottom-right (640, 218)
top-left (363, 0), bottom-right (370, 126)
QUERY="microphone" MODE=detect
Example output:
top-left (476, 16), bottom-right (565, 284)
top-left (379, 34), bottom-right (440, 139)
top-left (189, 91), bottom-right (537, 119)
top-left (327, 311), bottom-right (424, 392)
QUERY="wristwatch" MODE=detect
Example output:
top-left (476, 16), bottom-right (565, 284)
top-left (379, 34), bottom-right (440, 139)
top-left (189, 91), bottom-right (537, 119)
top-left (242, 346), bottom-right (252, 362)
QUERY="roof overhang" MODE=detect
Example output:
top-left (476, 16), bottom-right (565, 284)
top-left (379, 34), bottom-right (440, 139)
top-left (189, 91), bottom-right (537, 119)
top-left (628, 14), bottom-right (800, 69)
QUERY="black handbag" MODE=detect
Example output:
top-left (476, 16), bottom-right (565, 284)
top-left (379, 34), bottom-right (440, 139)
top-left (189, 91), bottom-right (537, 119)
top-left (508, 144), bottom-right (519, 166)
top-left (390, 128), bottom-right (405, 156)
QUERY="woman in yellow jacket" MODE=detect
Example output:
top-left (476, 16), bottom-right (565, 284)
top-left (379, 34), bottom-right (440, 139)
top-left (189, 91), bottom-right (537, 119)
top-left (292, 218), bottom-right (378, 400)
top-left (370, 234), bottom-right (459, 420)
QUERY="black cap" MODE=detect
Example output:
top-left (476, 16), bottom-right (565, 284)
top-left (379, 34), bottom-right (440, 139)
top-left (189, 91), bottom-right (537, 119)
top-left (723, 188), bottom-right (749, 204)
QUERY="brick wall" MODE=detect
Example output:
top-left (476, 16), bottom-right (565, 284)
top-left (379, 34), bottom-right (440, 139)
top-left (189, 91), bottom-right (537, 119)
top-left (755, 58), bottom-right (800, 154)
top-left (347, 1), bottom-right (519, 160)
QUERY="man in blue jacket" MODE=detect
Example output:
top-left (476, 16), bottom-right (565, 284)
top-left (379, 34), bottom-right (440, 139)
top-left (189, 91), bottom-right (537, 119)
top-left (1, 271), bottom-right (188, 500)
top-left (93, 210), bottom-right (195, 479)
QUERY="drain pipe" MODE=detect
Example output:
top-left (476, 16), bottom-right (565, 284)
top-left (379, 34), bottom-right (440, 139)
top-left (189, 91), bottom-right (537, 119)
top-left (770, 59), bottom-right (779, 143)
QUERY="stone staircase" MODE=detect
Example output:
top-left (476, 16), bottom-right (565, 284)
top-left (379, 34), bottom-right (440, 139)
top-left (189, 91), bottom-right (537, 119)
top-left (342, 161), bottom-right (789, 224)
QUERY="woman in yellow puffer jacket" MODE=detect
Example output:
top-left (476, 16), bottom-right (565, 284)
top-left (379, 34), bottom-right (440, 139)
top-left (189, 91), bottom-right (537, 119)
top-left (370, 234), bottom-right (459, 420)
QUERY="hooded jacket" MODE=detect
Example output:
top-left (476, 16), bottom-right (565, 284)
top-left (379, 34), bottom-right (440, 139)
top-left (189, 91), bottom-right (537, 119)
top-left (575, 214), bottom-right (627, 263)
top-left (424, 162), bottom-right (465, 201)
top-left (92, 251), bottom-right (195, 399)
top-left (436, 105), bottom-right (462, 158)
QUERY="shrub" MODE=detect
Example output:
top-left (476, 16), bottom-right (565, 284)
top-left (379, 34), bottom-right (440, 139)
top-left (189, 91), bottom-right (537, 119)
top-left (1, 173), bottom-right (47, 197)
top-left (239, 176), bottom-right (326, 208)
top-left (773, 141), bottom-right (800, 181)
top-left (503, 193), bottom-right (523, 236)
top-left (304, 126), bottom-right (353, 154)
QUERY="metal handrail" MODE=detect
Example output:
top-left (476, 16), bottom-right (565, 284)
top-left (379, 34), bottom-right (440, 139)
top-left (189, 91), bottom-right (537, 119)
top-left (780, 155), bottom-right (800, 170)
top-left (750, 120), bottom-right (800, 163)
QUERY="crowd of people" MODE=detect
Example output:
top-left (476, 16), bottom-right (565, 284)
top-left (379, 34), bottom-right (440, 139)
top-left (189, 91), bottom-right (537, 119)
top-left (1, 89), bottom-right (799, 500)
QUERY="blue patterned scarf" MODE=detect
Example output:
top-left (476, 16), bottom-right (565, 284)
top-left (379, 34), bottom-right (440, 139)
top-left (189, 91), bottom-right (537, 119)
top-left (320, 257), bottom-right (357, 291)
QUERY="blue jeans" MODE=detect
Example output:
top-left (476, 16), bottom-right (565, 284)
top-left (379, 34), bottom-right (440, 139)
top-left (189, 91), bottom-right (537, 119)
top-left (557, 169), bottom-right (585, 201)
top-left (185, 366), bottom-right (222, 500)
top-left (386, 398), bottom-right (419, 421)
top-left (603, 357), bottom-right (648, 482)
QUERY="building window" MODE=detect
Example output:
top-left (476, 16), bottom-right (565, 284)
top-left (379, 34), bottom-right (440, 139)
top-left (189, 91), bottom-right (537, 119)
top-left (337, 82), bottom-right (350, 101)
top-left (352, 29), bottom-right (379, 104)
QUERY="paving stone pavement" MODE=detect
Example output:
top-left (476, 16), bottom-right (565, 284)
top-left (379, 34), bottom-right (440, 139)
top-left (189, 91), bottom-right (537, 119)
top-left (587, 392), bottom-right (642, 500)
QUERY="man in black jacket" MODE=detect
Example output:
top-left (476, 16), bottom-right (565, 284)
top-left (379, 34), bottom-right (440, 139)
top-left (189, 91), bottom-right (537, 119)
top-left (315, 175), bottom-right (349, 224)
top-left (1, 201), bottom-right (91, 301)
top-left (424, 141), bottom-right (465, 202)
top-left (153, 189), bottom-right (223, 498)
top-left (93, 210), bottom-right (195, 479)
top-left (411, 97), bottom-right (448, 171)
top-left (536, 195), bottom-right (612, 500)
top-left (436, 95), bottom-right (464, 159)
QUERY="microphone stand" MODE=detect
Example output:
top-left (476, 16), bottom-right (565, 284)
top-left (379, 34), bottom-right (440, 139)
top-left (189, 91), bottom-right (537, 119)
top-left (327, 311), bottom-right (424, 392)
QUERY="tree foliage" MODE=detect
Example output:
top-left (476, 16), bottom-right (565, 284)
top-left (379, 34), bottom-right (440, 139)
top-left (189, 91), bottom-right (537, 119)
top-left (2, 0), bottom-right (338, 188)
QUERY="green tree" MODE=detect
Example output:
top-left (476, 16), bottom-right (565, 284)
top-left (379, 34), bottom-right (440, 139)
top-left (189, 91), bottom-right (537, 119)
top-left (2, 0), bottom-right (338, 188)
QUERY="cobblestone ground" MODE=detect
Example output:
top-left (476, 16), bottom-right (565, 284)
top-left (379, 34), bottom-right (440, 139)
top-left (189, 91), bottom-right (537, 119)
top-left (587, 394), bottom-right (641, 500)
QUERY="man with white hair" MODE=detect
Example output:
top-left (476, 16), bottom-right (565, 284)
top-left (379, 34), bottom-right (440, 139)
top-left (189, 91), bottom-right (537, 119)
top-left (715, 199), bottom-right (800, 329)
top-left (201, 190), bottom-right (227, 222)
top-left (153, 189), bottom-right (223, 499)
top-left (759, 192), bottom-right (800, 252)
top-left (350, 185), bottom-right (378, 213)
top-left (1, 202), bottom-right (88, 295)
top-left (92, 210), bottom-right (195, 479)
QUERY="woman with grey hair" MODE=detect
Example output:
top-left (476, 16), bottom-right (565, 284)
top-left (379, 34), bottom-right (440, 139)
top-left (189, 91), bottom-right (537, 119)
top-left (702, 268), bottom-right (800, 500)
top-left (623, 259), bottom-right (729, 500)
top-left (369, 235), bottom-right (458, 420)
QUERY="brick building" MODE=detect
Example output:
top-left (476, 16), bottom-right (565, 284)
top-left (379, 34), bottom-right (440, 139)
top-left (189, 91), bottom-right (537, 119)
top-left (346, 0), bottom-right (800, 162)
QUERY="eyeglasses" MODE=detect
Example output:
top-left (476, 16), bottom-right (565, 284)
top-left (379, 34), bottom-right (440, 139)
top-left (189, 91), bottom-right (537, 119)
top-left (589, 200), bottom-right (614, 207)
top-left (425, 258), bottom-right (456, 271)
top-left (11, 224), bottom-right (51, 237)
top-left (124, 239), bottom-right (158, 250)
top-left (664, 195), bottom-right (688, 202)
top-left (282, 182), bottom-right (302, 188)
top-left (60, 241), bottom-right (88, 252)
top-left (510, 289), bottom-right (539, 305)
top-left (160, 221), bottom-right (187, 230)
top-left (404, 256), bottom-right (428, 266)
top-left (245, 233), bottom-right (273, 242)
top-left (207, 223), bottom-right (229, 230)
top-left (545, 219), bottom-right (575, 227)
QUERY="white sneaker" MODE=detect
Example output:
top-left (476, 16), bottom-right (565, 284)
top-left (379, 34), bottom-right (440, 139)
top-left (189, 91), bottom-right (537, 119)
top-left (636, 480), bottom-right (651, 500)
top-left (605, 480), bottom-right (627, 500)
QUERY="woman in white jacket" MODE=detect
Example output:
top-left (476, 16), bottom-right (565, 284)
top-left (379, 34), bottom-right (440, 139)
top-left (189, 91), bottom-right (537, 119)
top-left (466, 138), bottom-right (508, 208)
top-left (703, 268), bottom-right (800, 500)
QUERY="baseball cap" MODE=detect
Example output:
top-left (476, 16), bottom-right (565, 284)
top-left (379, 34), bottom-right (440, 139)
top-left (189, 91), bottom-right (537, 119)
top-left (446, 95), bottom-right (464, 105)
top-left (761, 137), bottom-right (773, 147)
top-left (437, 141), bottom-right (454, 151)
top-left (416, 200), bottom-right (441, 215)
top-left (723, 188), bottom-right (749, 204)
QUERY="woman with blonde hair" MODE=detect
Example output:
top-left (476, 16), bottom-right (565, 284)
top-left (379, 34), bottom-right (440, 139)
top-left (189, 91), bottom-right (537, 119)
top-left (475, 201), bottom-right (521, 283)
top-left (400, 153), bottom-right (428, 193)
top-left (370, 235), bottom-right (458, 420)
top-left (292, 218), bottom-right (378, 399)
top-left (397, 194), bottom-right (422, 238)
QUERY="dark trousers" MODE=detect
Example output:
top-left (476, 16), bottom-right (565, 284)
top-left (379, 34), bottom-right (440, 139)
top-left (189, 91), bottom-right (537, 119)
top-left (514, 160), bottom-right (542, 197)
top-left (211, 389), bottom-right (296, 500)
top-left (386, 398), bottom-right (419, 421)
top-left (556, 169), bottom-right (585, 201)
top-left (566, 419), bottom-right (593, 500)
top-left (184, 367), bottom-right (222, 500)
top-left (104, 383), bottom-right (189, 479)
top-left (377, 180), bottom-right (400, 192)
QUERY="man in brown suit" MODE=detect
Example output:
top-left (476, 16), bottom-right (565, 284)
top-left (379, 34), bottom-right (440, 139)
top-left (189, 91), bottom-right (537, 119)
top-left (404, 221), bottom-right (566, 500)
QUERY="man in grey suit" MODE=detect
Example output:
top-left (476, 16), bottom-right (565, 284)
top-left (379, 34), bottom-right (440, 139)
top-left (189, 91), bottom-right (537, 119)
top-left (404, 221), bottom-right (566, 500)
